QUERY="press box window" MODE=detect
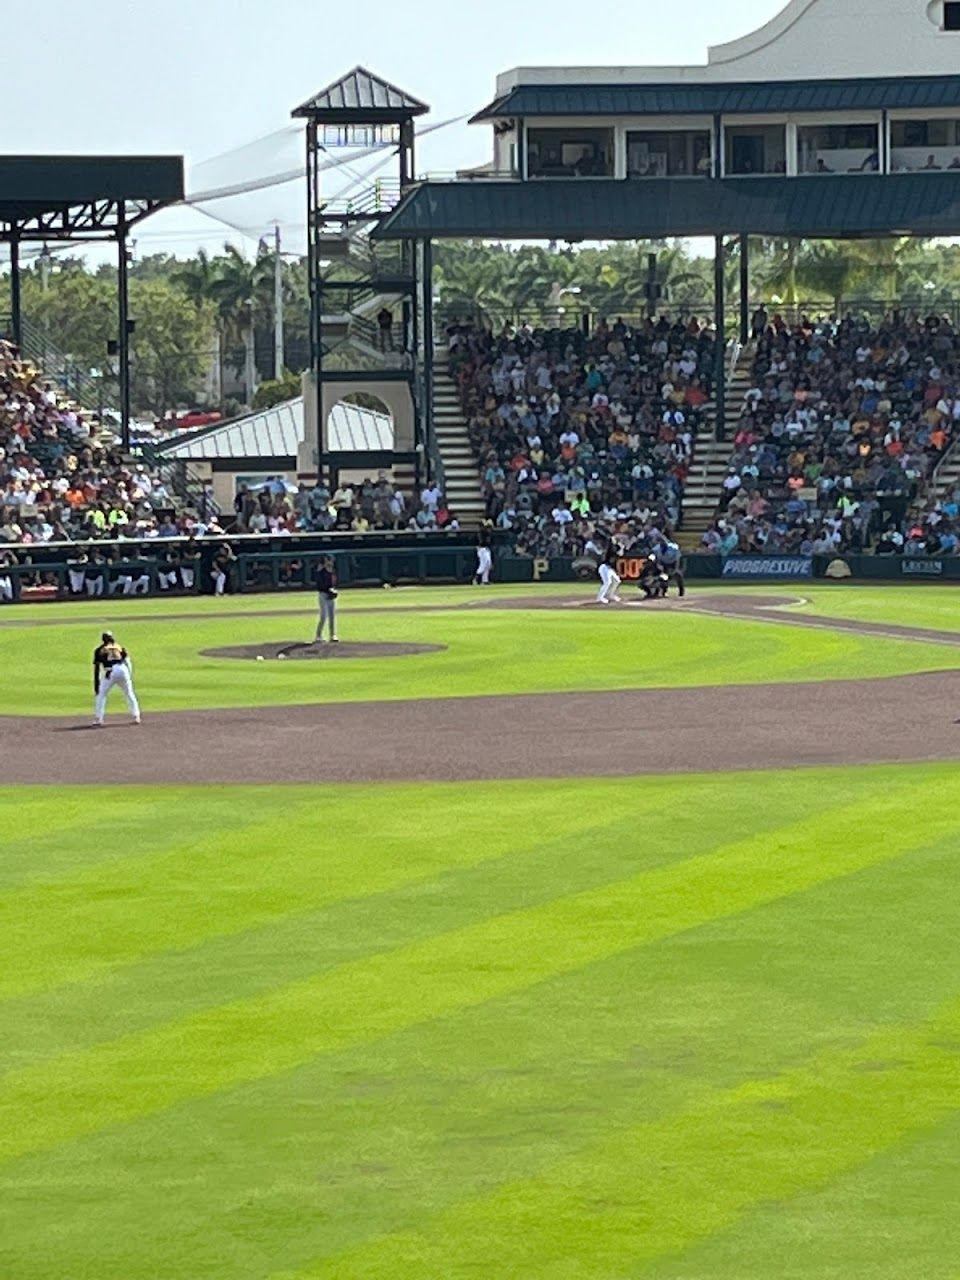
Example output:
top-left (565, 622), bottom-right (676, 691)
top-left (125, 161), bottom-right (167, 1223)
top-left (526, 129), bottom-right (614, 178)
top-left (945, 2), bottom-right (960, 30)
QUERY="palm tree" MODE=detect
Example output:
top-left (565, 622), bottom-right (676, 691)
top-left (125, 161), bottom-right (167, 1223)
top-left (794, 242), bottom-right (864, 315)
top-left (208, 245), bottom-right (262, 406)
top-left (172, 249), bottom-right (226, 407)
top-left (434, 242), bottom-right (512, 326)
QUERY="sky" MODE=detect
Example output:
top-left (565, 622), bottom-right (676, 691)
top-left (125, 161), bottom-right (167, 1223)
top-left (7, 0), bottom-right (788, 261)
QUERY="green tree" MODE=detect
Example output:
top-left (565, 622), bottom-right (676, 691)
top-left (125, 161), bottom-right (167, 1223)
top-left (172, 249), bottom-right (228, 406)
top-left (252, 368), bottom-right (301, 410)
top-left (128, 277), bottom-right (214, 415)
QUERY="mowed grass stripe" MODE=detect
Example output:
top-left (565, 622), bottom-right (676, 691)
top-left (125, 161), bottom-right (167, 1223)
top-left (1, 782), bottom-right (791, 1073)
top-left (0, 791), bottom-right (270, 890)
top-left (0, 776), bottom-right (953, 1168)
top-left (308, 994), bottom-right (960, 1280)
top-left (5, 823), bottom-right (959, 1280)
top-left (2, 782), bottom-right (647, 1003)
top-left (649, 1109), bottom-right (960, 1280)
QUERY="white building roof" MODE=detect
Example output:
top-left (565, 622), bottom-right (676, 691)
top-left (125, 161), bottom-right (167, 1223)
top-left (155, 397), bottom-right (394, 461)
top-left (493, 0), bottom-right (960, 91)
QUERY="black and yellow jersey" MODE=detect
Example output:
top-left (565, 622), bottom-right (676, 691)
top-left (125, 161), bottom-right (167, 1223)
top-left (93, 642), bottom-right (128, 673)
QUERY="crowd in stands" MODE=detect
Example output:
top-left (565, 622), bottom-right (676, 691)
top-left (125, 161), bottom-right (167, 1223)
top-left (447, 315), bottom-right (717, 557)
top-left (239, 474), bottom-right (458, 535)
top-left (0, 339), bottom-right (198, 545)
top-left (698, 309), bottom-right (960, 557)
top-left (0, 335), bottom-right (429, 547)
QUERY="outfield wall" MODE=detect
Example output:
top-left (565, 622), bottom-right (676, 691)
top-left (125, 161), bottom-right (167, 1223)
top-left (499, 554), bottom-right (960, 584)
top-left (3, 538), bottom-right (960, 603)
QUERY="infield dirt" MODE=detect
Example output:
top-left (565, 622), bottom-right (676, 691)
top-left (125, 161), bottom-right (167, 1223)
top-left (5, 592), bottom-right (958, 784)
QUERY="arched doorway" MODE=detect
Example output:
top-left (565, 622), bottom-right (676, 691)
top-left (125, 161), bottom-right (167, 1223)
top-left (325, 392), bottom-right (395, 452)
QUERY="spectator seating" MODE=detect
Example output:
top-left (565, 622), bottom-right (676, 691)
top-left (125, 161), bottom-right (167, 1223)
top-left (699, 311), bottom-right (960, 557)
top-left (446, 316), bottom-right (716, 557)
top-left (0, 338), bottom-right (427, 545)
top-left (0, 339), bottom-right (183, 545)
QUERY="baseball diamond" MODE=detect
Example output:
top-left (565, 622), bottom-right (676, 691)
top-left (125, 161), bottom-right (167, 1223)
top-left (13, 0), bottom-right (960, 1272)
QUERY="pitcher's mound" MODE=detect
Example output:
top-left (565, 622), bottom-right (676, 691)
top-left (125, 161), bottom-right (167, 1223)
top-left (202, 641), bottom-right (446, 661)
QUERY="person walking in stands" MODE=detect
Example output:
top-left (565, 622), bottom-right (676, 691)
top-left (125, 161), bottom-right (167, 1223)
top-left (377, 306), bottom-right (394, 352)
top-left (314, 555), bottom-right (339, 643)
top-left (92, 631), bottom-right (141, 726)
top-left (475, 524), bottom-right (493, 585)
top-left (596, 538), bottom-right (623, 605)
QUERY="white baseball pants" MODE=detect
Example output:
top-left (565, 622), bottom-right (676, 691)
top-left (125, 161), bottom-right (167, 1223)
top-left (316, 595), bottom-right (337, 641)
top-left (94, 663), bottom-right (141, 724)
top-left (597, 563), bottom-right (622, 603)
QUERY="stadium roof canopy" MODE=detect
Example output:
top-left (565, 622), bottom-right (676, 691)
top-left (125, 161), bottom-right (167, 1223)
top-left (0, 155), bottom-right (184, 240)
top-left (470, 74), bottom-right (960, 122)
top-left (292, 67), bottom-right (429, 123)
top-left (373, 174), bottom-right (960, 242)
top-left (153, 397), bottom-right (395, 464)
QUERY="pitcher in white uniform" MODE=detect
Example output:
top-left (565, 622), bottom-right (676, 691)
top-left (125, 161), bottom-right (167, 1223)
top-left (92, 630), bottom-right (141, 726)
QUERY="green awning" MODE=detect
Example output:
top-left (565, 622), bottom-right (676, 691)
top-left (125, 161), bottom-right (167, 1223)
top-left (471, 75), bottom-right (960, 122)
top-left (373, 175), bottom-right (960, 241)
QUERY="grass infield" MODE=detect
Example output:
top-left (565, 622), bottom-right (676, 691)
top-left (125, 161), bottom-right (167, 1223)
top-left (2, 583), bottom-right (960, 716)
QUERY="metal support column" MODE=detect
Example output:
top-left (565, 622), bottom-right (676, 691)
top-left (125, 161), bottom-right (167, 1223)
top-left (9, 229), bottom-right (22, 352)
top-left (399, 120), bottom-right (415, 187)
top-left (739, 235), bottom-right (749, 344)
top-left (714, 234), bottom-right (726, 443)
top-left (422, 238), bottom-right (434, 482)
top-left (305, 120), bottom-right (325, 480)
top-left (117, 205), bottom-right (132, 453)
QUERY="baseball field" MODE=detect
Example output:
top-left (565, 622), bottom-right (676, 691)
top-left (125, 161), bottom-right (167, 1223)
top-left (3, 582), bottom-right (960, 1278)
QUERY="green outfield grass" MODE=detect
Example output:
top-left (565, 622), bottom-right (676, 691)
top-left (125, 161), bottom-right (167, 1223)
top-left (2, 584), bottom-right (960, 716)
top-left (785, 583), bottom-right (960, 632)
top-left (2, 768), bottom-right (959, 1279)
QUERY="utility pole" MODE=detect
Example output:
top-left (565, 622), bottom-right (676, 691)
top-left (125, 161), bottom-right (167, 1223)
top-left (273, 223), bottom-right (284, 380)
top-left (39, 243), bottom-right (51, 367)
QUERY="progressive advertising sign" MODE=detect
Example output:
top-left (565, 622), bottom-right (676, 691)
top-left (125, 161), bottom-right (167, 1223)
top-left (721, 556), bottom-right (814, 579)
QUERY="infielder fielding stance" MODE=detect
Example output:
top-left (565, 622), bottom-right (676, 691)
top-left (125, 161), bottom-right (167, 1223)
top-left (596, 541), bottom-right (623, 605)
top-left (92, 631), bottom-right (141, 726)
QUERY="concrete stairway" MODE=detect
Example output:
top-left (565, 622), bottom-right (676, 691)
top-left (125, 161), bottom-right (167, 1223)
top-left (929, 441), bottom-right (960, 503)
top-left (432, 358), bottom-right (486, 525)
top-left (680, 345), bottom-right (755, 545)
